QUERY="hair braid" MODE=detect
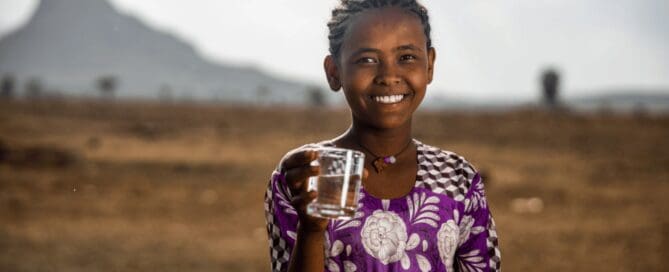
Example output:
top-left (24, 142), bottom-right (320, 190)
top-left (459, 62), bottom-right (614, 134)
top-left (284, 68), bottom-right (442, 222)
top-left (327, 0), bottom-right (431, 60)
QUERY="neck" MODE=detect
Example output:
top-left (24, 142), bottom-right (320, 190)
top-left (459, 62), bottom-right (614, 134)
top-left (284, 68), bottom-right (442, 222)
top-left (343, 117), bottom-right (413, 156)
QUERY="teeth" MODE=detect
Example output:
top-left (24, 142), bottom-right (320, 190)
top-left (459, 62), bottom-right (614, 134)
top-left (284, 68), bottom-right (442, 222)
top-left (373, 94), bottom-right (404, 104)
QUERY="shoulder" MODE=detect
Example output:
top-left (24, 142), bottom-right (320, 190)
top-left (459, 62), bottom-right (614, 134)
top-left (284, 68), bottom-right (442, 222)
top-left (414, 139), bottom-right (479, 202)
top-left (416, 140), bottom-right (478, 174)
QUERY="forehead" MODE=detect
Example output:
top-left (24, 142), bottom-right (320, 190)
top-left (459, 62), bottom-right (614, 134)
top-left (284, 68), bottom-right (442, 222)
top-left (341, 7), bottom-right (426, 53)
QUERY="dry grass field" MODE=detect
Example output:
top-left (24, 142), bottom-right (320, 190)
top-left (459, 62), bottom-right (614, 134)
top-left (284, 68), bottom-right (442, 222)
top-left (1, 99), bottom-right (668, 271)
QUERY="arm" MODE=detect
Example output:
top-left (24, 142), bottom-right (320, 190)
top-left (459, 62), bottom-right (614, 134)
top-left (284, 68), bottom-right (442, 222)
top-left (287, 224), bottom-right (326, 271)
top-left (455, 173), bottom-right (501, 271)
top-left (265, 149), bottom-right (329, 271)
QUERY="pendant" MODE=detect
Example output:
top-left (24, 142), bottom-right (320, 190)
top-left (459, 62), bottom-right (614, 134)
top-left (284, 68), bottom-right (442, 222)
top-left (372, 156), bottom-right (397, 173)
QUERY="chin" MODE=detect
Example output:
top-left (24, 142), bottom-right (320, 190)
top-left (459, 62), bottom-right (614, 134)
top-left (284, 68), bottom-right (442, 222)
top-left (369, 116), bottom-right (411, 130)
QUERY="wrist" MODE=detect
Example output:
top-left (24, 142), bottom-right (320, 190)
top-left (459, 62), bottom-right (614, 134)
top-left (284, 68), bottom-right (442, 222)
top-left (297, 221), bottom-right (328, 235)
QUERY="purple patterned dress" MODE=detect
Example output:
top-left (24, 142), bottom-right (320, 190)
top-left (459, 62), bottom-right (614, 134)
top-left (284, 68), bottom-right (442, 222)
top-left (265, 139), bottom-right (501, 271)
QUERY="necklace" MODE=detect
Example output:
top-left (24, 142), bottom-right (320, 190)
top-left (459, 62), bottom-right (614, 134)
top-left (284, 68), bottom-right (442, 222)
top-left (356, 139), bottom-right (413, 173)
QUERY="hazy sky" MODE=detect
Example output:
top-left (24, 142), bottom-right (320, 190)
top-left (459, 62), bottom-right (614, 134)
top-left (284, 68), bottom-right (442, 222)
top-left (1, 0), bottom-right (668, 101)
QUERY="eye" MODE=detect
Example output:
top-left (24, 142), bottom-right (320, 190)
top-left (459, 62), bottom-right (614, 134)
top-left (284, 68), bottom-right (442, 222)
top-left (399, 54), bottom-right (417, 62)
top-left (354, 57), bottom-right (377, 64)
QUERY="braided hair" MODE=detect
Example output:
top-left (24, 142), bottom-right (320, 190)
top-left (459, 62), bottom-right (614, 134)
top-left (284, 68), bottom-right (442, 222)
top-left (327, 0), bottom-right (432, 61)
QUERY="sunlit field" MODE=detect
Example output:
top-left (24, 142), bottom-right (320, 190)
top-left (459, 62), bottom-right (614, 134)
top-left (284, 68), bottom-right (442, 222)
top-left (1, 99), bottom-right (668, 271)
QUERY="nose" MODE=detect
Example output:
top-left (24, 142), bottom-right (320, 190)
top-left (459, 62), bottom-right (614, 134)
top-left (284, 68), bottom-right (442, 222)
top-left (373, 61), bottom-right (401, 86)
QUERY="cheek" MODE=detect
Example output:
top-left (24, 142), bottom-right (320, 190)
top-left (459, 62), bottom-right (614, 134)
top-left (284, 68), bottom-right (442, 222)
top-left (344, 68), bottom-right (375, 90)
top-left (406, 70), bottom-right (430, 93)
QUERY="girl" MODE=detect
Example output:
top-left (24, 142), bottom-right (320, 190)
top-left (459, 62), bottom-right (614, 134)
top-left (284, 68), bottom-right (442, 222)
top-left (265, 1), bottom-right (501, 271)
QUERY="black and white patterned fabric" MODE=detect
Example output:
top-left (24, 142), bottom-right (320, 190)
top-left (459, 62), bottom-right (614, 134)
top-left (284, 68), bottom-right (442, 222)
top-left (414, 142), bottom-right (477, 202)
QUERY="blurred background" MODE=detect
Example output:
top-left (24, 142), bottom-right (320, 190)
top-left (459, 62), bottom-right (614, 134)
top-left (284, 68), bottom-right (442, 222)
top-left (0, 0), bottom-right (668, 271)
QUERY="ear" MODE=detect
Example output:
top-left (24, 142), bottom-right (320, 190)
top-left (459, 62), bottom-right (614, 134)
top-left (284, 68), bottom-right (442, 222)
top-left (427, 47), bottom-right (436, 84)
top-left (324, 55), bottom-right (342, 91)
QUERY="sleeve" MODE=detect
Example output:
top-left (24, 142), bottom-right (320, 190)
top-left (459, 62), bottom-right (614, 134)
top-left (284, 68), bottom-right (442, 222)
top-left (264, 169), bottom-right (300, 272)
top-left (455, 172), bottom-right (502, 272)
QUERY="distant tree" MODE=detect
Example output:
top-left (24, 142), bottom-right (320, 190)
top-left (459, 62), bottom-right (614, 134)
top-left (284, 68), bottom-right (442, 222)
top-left (307, 86), bottom-right (326, 107)
top-left (96, 75), bottom-right (117, 99)
top-left (633, 102), bottom-right (648, 119)
top-left (598, 99), bottom-right (612, 116)
top-left (158, 84), bottom-right (173, 103)
top-left (25, 77), bottom-right (43, 99)
top-left (1, 74), bottom-right (15, 99)
top-left (540, 68), bottom-right (560, 108)
top-left (256, 85), bottom-right (270, 104)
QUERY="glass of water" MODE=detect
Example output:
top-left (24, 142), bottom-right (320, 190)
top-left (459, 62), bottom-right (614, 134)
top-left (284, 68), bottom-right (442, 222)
top-left (306, 147), bottom-right (365, 219)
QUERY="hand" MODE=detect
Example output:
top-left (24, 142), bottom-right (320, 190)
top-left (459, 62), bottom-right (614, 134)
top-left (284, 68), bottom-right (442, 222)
top-left (279, 148), bottom-right (328, 232)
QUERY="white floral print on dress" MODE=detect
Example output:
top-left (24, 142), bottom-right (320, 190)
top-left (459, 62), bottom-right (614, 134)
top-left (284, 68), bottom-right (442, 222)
top-left (360, 210), bottom-right (408, 264)
top-left (437, 218), bottom-right (459, 268)
top-left (464, 181), bottom-right (488, 213)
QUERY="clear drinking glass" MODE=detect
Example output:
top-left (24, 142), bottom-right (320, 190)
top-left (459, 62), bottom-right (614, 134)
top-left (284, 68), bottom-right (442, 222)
top-left (306, 147), bottom-right (365, 219)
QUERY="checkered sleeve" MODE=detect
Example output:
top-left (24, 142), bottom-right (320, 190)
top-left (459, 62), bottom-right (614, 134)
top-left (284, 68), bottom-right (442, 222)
top-left (264, 170), bottom-right (299, 272)
top-left (455, 172), bottom-right (501, 272)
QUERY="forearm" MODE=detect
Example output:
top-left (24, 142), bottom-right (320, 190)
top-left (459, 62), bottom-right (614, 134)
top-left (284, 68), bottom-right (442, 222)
top-left (287, 225), bottom-right (326, 272)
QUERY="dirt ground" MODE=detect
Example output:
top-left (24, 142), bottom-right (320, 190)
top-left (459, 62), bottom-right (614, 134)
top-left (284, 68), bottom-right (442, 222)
top-left (1, 99), bottom-right (668, 271)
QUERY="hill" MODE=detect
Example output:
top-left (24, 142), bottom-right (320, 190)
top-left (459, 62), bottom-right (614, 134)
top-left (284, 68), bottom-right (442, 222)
top-left (0, 0), bottom-right (315, 104)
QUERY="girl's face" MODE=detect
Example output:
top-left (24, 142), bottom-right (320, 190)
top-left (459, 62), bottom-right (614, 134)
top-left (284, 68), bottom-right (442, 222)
top-left (325, 7), bottom-right (435, 130)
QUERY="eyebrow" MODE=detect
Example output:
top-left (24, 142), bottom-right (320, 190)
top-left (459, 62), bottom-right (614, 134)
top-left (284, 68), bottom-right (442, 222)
top-left (350, 44), bottom-right (423, 56)
top-left (396, 44), bottom-right (423, 52)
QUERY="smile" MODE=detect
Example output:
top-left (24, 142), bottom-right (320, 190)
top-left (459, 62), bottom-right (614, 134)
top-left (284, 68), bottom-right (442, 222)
top-left (370, 94), bottom-right (408, 104)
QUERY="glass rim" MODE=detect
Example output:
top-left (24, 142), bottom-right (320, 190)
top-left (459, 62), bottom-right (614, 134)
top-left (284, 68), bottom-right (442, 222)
top-left (314, 147), bottom-right (365, 158)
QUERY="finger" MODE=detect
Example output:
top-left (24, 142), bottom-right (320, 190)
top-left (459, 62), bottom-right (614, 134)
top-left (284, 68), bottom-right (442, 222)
top-left (285, 165), bottom-right (320, 191)
top-left (281, 149), bottom-right (318, 170)
top-left (290, 191), bottom-right (318, 210)
top-left (363, 168), bottom-right (369, 180)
